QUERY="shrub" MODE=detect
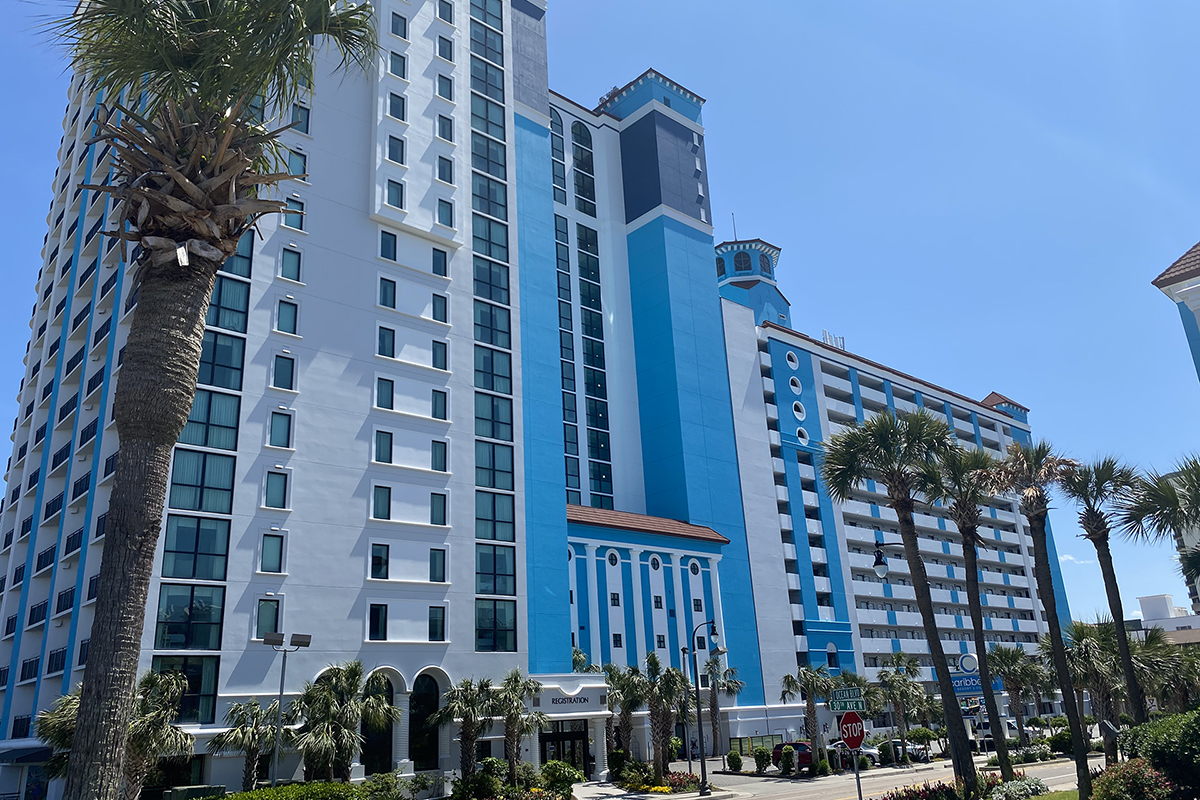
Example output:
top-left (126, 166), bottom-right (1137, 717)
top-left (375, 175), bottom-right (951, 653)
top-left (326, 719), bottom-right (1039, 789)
top-left (752, 746), bottom-right (770, 775)
top-left (1047, 730), bottom-right (1073, 755)
top-left (1092, 759), bottom-right (1174, 800)
top-left (514, 762), bottom-right (541, 790)
top-left (1010, 744), bottom-right (1052, 765)
top-left (665, 773), bottom-right (699, 793)
top-left (878, 742), bottom-right (894, 766)
top-left (1118, 709), bottom-right (1200, 795)
top-left (669, 737), bottom-right (683, 761)
top-left (879, 781), bottom-right (960, 800)
top-left (1089, 739), bottom-right (1105, 754)
top-left (617, 760), bottom-right (652, 791)
top-left (481, 758), bottom-right (508, 782)
top-left (539, 761), bottom-right (584, 796)
top-left (226, 784), bottom-right (363, 800)
top-left (726, 750), bottom-right (742, 773)
top-left (606, 750), bottom-right (626, 778)
top-left (361, 772), bottom-right (436, 800)
top-left (986, 756), bottom-right (999, 768)
top-left (906, 727), bottom-right (937, 748)
top-left (453, 772), bottom-right (502, 800)
top-left (858, 755), bottom-right (871, 771)
top-left (813, 759), bottom-right (830, 777)
top-left (779, 746), bottom-right (795, 776)
top-left (989, 776), bottom-right (1050, 800)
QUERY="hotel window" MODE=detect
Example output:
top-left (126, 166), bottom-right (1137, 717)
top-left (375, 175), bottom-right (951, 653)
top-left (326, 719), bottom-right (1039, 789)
top-left (381, 231), bottom-right (397, 260)
top-left (475, 491), bottom-right (514, 541)
top-left (273, 355), bottom-right (295, 390)
top-left (373, 486), bottom-right (391, 520)
top-left (587, 429), bottom-right (610, 461)
top-left (168, 451), bottom-right (235, 514)
top-left (476, 544), bottom-right (515, 595)
top-left (561, 361), bottom-right (576, 392)
top-left (610, 593), bottom-right (620, 607)
top-left (475, 393), bottom-right (513, 441)
top-left (584, 368), bottom-right (606, 400)
top-left (430, 493), bottom-right (447, 525)
top-left (291, 104), bottom-right (310, 133)
top-left (277, 300), bottom-right (298, 334)
top-left (473, 301), bottom-right (510, 348)
top-left (389, 52), bottom-right (407, 79)
top-left (565, 456), bottom-right (579, 489)
top-left (470, 20), bottom-right (503, 65)
top-left (207, 276), bottom-right (250, 333)
top-left (155, 584), bottom-right (225, 649)
top-left (388, 93), bottom-right (406, 121)
top-left (562, 391), bottom-right (576, 423)
top-left (433, 248), bottom-right (448, 276)
top-left (287, 150), bottom-right (307, 178)
top-left (283, 199), bottom-right (304, 230)
top-left (579, 280), bottom-right (602, 311)
top-left (280, 248), bottom-right (301, 282)
top-left (476, 599), bottom-right (516, 652)
top-left (734, 252), bottom-right (751, 271)
top-left (437, 115), bottom-right (454, 142)
top-left (379, 277), bottom-right (397, 308)
top-left (472, 133), bottom-right (506, 179)
top-left (261, 533), bottom-right (284, 573)
top-left (430, 549), bottom-right (447, 582)
top-left (375, 430), bottom-right (393, 463)
top-left (438, 199), bottom-right (454, 227)
top-left (438, 156), bottom-right (454, 184)
top-left (585, 398), bottom-right (609, 431)
top-left (371, 543), bottom-right (389, 579)
top-left (472, 174), bottom-right (507, 220)
top-left (471, 95), bottom-right (505, 141)
top-left (563, 424), bottom-right (578, 456)
top-left (432, 294), bottom-right (448, 322)
top-left (269, 412), bottom-right (292, 448)
top-left (693, 599), bottom-right (703, 612)
top-left (656, 635), bottom-right (666, 649)
top-left (582, 339), bottom-right (605, 369)
top-left (378, 326), bottom-right (396, 358)
top-left (162, 516), bottom-right (229, 581)
top-left (474, 346), bottom-right (511, 394)
top-left (386, 180), bottom-right (404, 209)
top-left (590, 461), bottom-right (612, 495)
top-left (715, 257), bottom-right (725, 277)
top-left (471, 57), bottom-right (504, 102)
top-left (438, 36), bottom-right (454, 61)
top-left (654, 596), bottom-right (663, 609)
top-left (391, 12), bottom-right (408, 38)
top-left (180, 390), bottom-right (240, 451)
top-left (475, 442), bottom-right (513, 490)
top-left (438, 0), bottom-right (454, 24)
top-left (387, 136), bottom-right (405, 165)
top-left (612, 633), bottom-right (622, 648)
top-left (432, 390), bottom-right (448, 419)
top-left (151, 655), bottom-right (219, 724)
top-left (432, 341), bottom-right (448, 370)
top-left (473, 257), bottom-right (509, 303)
top-left (431, 441), bottom-right (447, 472)
top-left (437, 74), bottom-right (454, 101)
top-left (256, 599), bottom-right (280, 640)
top-left (376, 378), bottom-right (394, 410)
top-left (429, 607), bottom-right (446, 641)
top-left (581, 309), bottom-right (603, 339)
top-left (369, 604), bottom-right (388, 641)
top-left (265, 471), bottom-right (289, 509)
top-left (696, 636), bottom-right (706, 651)
top-left (472, 215), bottom-right (508, 261)
top-left (223, 231), bottom-right (254, 277)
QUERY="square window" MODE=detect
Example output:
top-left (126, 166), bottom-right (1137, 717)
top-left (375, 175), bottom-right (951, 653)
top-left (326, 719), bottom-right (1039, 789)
top-left (567, 489), bottom-right (581, 505)
top-left (373, 485), bottom-right (391, 519)
top-left (438, 0), bottom-right (454, 24)
top-left (291, 104), bottom-right (310, 134)
top-left (163, 516), bottom-right (230, 580)
top-left (389, 93), bottom-right (406, 120)
top-left (381, 231), bottom-right (397, 260)
top-left (470, 56), bottom-right (504, 102)
top-left (473, 256), bottom-right (509, 303)
top-left (371, 543), bottom-right (390, 579)
top-left (288, 151), bottom-right (307, 178)
top-left (437, 115), bottom-right (454, 142)
top-left (471, 95), bottom-right (505, 141)
top-left (438, 199), bottom-right (454, 227)
top-left (387, 136), bottom-right (405, 165)
top-left (612, 633), bottom-right (622, 648)
top-left (380, 277), bottom-right (397, 308)
top-left (169, 450), bottom-right (235, 513)
top-left (283, 199), bottom-right (304, 230)
top-left (473, 300), bottom-right (510, 348)
top-left (386, 180), bottom-right (404, 209)
top-left (391, 13), bottom-right (408, 38)
top-left (475, 490), bottom-right (514, 541)
top-left (369, 603), bottom-right (388, 641)
top-left (474, 346), bottom-right (511, 394)
top-left (269, 412), bottom-right (292, 448)
top-left (432, 390), bottom-right (447, 419)
top-left (610, 592), bottom-right (620, 607)
top-left (476, 543), bottom-right (516, 595)
top-left (261, 533), bottom-right (284, 573)
top-left (656, 635), bottom-right (666, 649)
top-left (471, 0), bottom-right (503, 30)
top-left (693, 598), bottom-right (703, 613)
top-left (432, 341), bottom-right (448, 370)
top-left (431, 440), bottom-right (447, 472)
top-left (430, 548), bottom-right (446, 582)
top-left (272, 355), bottom-right (295, 390)
top-left (438, 36), bottom-right (454, 61)
top-left (431, 493), bottom-right (447, 525)
top-left (265, 472), bottom-right (288, 509)
top-left (155, 585), bottom-right (226, 650)
top-left (389, 52), bottom-right (407, 79)
top-left (375, 430), bottom-right (393, 463)
top-left (475, 599), bottom-right (516, 652)
top-left (429, 607), bottom-right (446, 641)
top-left (180, 389), bottom-right (240, 451)
top-left (277, 300), bottom-right (298, 334)
top-left (470, 19), bottom-right (504, 65)
top-left (378, 327), bottom-right (396, 358)
top-left (280, 248), bottom-right (301, 281)
top-left (476, 442), bottom-right (514, 490)
top-left (438, 156), bottom-right (454, 184)
top-left (474, 393), bottom-right (513, 441)
top-left (472, 214), bottom-right (508, 261)
top-left (377, 378), bottom-right (394, 409)
top-left (432, 294), bottom-right (448, 322)
top-left (207, 275), bottom-right (250, 332)
top-left (257, 599), bottom-right (280, 639)
top-left (437, 74), bottom-right (454, 101)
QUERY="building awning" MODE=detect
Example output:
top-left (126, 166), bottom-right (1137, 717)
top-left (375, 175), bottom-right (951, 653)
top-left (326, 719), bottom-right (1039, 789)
top-left (0, 744), bottom-right (51, 764)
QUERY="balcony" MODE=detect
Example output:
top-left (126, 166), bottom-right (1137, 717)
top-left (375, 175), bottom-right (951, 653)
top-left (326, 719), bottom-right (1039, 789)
top-left (27, 600), bottom-right (48, 628)
top-left (35, 545), bottom-right (56, 573)
top-left (55, 587), bottom-right (75, 616)
top-left (779, 513), bottom-right (793, 532)
top-left (810, 546), bottom-right (828, 565)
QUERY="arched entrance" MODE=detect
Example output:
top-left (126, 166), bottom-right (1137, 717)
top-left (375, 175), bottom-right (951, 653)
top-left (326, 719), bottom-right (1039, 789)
top-left (410, 674), bottom-right (440, 771)
top-left (362, 677), bottom-right (395, 775)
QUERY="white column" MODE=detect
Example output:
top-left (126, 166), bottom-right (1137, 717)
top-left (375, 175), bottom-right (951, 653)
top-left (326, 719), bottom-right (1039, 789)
top-left (569, 545), bottom-right (580, 650)
top-left (671, 553), bottom-right (688, 662)
top-left (396, 692), bottom-right (411, 769)
top-left (709, 558), bottom-right (725, 640)
top-left (587, 545), bottom-right (602, 661)
top-left (592, 717), bottom-right (608, 778)
top-left (630, 548), bottom-right (646, 667)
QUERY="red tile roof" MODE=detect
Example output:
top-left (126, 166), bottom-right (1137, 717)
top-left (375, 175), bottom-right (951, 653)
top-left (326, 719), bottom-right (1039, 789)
top-left (1153, 240), bottom-right (1200, 289)
top-left (980, 391), bottom-right (1030, 413)
top-left (566, 505), bottom-right (729, 544)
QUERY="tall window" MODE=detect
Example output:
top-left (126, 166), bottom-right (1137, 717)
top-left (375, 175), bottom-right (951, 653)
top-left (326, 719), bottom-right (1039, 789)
top-left (257, 599), bottom-right (280, 639)
top-left (168, 451), bottom-right (235, 514)
top-left (261, 533), bottom-right (284, 573)
top-left (265, 472), bottom-right (289, 509)
top-left (269, 412), bottom-right (292, 448)
top-left (273, 355), bottom-right (296, 390)
top-left (180, 390), bottom-right (240, 450)
top-left (474, 393), bottom-right (513, 441)
top-left (162, 516), bottom-right (229, 580)
top-left (369, 604), bottom-right (388, 641)
top-left (283, 199), bottom-right (304, 230)
top-left (155, 585), bottom-right (225, 649)
top-left (281, 248), bottom-right (302, 281)
top-left (378, 326), bottom-right (396, 358)
top-left (475, 442), bottom-right (513, 490)
top-left (375, 430), bottom-right (393, 463)
top-left (373, 486), bottom-right (391, 520)
top-left (387, 136), bottom-right (405, 165)
top-left (377, 378), bottom-right (395, 409)
top-left (430, 493), bottom-right (447, 525)
top-left (429, 607), bottom-right (446, 641)
top-left (432, 341), bottom-right (448, 370)
top-left (475, 599), bottom-right (516, 652)
top-left (380, 278), bottom-right (397, 308)
top-left (475, 491), bottom-right (514, 541)
top-left (432, 389), bottom-right (447, 419)
top-left (372, 543), bottom-right (390, 579)
top-left (207, 276), bottom-right (249, 332)
top-left (152, 656), bottom-right (219, 724)
top-left (199, 331), bottom-right (245, 390)
top-left (429, 549), bottom-right (446, 582)
top-left (475, 544), bottom-right (515, 595)
top-left (431, 441), bottom-right (447, 472)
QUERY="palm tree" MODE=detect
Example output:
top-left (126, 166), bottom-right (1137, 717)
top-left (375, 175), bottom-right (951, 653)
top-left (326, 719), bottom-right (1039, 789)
top-left (991, 441), bottom-right (1091, 800)
top-left (37, 671), bottom-right (193, 800)
top-left (916, 446), bottom-right (1015, 781)
top-left (430, 678), bottom-right (498, 779)
top-left (643, 653), bottom-right (689, 784)
top-left (874, 653), bottom-right (920, 761)
top-left (780, 665), bottom-right (835, 764)
top-left (836, 671), bottom-right (885, 718)
top-left (47, 4), bottom-right (375, 797)
top-left (208, 698), bottom-right (287, 792)
top-left (1048, 622), bottom-right (1121, 766)
top-left (822, 410), bottom-right (977, 793)
top-left (574, 648), bottom-right (602, 673)
top-left (293, 662), bottom-right (400, 782)
top-left (608, 665), bottom-right (648, 760)
top-left (988, 645), bottom-right (1039, 747)
top-left (496, 670), bottom-right (548, 786)
top-left (703, 656), bottom-right (744, 757)
top-left (1060, 459), bottom-right (1147, 724)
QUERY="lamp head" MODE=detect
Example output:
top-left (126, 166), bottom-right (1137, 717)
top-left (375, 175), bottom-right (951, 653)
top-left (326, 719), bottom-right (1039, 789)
top-left (262, 632), bottom-right (285, 647)
top-left (709, 622), bottom-right (719, 640)
top-left (873, 549), bottom-right (888, 579)
top-left (712, 646), bottom-right (728, 657)
top-left (290, 633), bottom-right (313, 648)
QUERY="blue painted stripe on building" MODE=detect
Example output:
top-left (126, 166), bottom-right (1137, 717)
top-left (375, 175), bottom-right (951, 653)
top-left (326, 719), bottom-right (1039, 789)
top-left (1008, 596), bottom-right (1015, 609)
top-left (942, 542), bottom-right (951, 555)
top-left (887, 610), bottom-right (897, 626)
top-left (664, 560), bottom-right (681, 666)
top-left (1175, 301), bottom-right (1200, 383)
top-left (575, 550), bottom-right (591, 662)
top-left (621, 556), bottom-right (638, 668)
top-left (985, 617), bottom-right (993, 631)
top-left (883, 582), bottom-right (893, 599)
top-left (892, 639), bottom-right (902, 653)
top-left (970, 411), bottom-right (984, 448)
top-left (955, 615), bottom-right (963, 628)
top-left (882, 380), bottom-right (895, 411)
top-left (960, 641), bottom-right (970, 655)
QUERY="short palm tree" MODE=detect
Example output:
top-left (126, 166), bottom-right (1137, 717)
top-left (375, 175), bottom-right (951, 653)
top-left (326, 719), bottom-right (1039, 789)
top-left (916, 445), bottom-right (1014, 780)
top-left (496, 670), bottom-right (548, 786)
top-left (430, 678), bottom-right (498, 779)
top-left (991, 441), bottom-right (1091, 800)
top-left (36, 671), bottom-right (193, 800)
top-left (644, 653), bottom-right (689, 784)
top-left (780, 664), bottom-right (834, 763)
top-left (1048, 621), bottom-right (1121, 766)
top-left (836, 671), bottom-right (885, 718)
top-left (873, 653), bottom-right (920, 762)
top-left (703, 656), bottom-right (744, 757)
top-left (208, 698), bottom-right (288, 792)
top-left (1060, 458), bottom-right (1147, 724)
top-left (573, 648), bottom-right (602, 673)
top-left (822, 410), bottom-right (977, 793)
top-left (988, 645), bottom-right (1039, 747)
top-left (48, 4), bottom-right (375, 798)
top-left (293, 662), bottom-right (400, 782)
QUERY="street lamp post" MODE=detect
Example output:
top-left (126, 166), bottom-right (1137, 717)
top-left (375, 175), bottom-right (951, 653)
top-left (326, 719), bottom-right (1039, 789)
top-left (262, 632), bottom-right (312, 787)
top-left (680, 648), bottom-right (694, 774)
top-left (682, 621), bottom-right (724, 797)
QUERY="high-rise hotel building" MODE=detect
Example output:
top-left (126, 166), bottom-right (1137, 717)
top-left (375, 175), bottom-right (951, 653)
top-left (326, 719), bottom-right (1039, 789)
top-left (0, 0), bottom-right (1072, 792)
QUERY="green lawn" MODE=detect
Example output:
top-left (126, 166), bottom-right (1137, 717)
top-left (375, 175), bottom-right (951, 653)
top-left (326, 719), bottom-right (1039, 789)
top-left (1041, 792), bottom-right (1078, 800)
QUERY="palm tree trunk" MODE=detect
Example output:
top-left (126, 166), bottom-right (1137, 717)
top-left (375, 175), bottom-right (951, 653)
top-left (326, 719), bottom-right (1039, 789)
top-left (709, 692), bottom-right (720, 758)
top-left (896, 699), bottom-right (908, 762)
top-left (1010, 692), bottom-right (1026, 747)
top-left (64, 258), bottom-right (222, 800)
top-left (1091, 535), bottom-right (1147, 724)
top-left (460, 723), bottom-right (478, 778)
top-left (243, 751), bottom-right (260, 793)
top-left (894, 503), bottom-right (977, 795)
top-left (507, 727), bottom-right (520, 786)
top-left (606, 714), bottom-right (615, 758)
top-left (1028, 511), bottom-right (1092, 800)
top-left (618, 710), bottom-right (634, 758)
top-left (963, 539), bottom-right (1015, 780)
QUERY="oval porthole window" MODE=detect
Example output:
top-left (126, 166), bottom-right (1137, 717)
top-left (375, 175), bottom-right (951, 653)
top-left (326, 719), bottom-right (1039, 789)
top-left (690, 562), bottom-right (700, 576)
top-left (793, 401), bottom-right (806, 421)
top-left (734, 252), bottom-right (752, 271)
top-left (785, 351), bottom-right (800, 370)
top-left (651, 557), bottom-right (660, 570)
top-left (567, 549), bottom-right (573, 561)
top-left (608, 553), bottom-right (619, 567)
top-left (789, 377), bottom-right (802, 395)
top-left (797, 427), bottom-right (810, 445)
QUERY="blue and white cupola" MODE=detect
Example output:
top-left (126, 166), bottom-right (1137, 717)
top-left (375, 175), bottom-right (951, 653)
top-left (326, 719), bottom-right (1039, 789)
top-left (715, 238), bottom-right (792, 328)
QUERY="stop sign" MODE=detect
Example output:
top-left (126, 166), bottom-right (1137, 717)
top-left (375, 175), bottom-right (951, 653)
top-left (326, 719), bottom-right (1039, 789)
top-left (840, 711), bottom-right (866, 750)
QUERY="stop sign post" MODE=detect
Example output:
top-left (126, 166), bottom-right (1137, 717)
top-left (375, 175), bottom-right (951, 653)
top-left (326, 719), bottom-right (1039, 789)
top-left (839, 711), bottom-right (866, 800)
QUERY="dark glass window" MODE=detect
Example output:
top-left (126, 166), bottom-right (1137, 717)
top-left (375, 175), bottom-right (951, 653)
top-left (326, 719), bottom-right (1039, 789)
top-left (430, 549), bottom-right (446, 582)
top-left (579, 280), bottom-right (602, 311)
top-left (473, 257), bottom-right (509, 304)
top-left (560, 330), bottom-right (574, 360)
top-left (470, 57), bottom-right (504, 102)
top-left (377, 378), bottom-right (394, 409)
top-left (288, 150), bottom-right (307, 177)
top-left (373, 486), bottom-right (391, 519)
top-left (734, 252), bottom-right (752, 271)
top-left (589, 461), bottom-right (613, 494)
top-left (476, 543), bottom-right (515, 595)
top-left (199, 331), bottom-right (244, 390)
top-left (380, 277), bottom-right (397, 308)
top-left (474, 346), bottom-right (511, 394)
top-left (387, 180), bottom-right (404, 208)
top-left (273, 355), bottom-right (295, 390)
top-left (433, 248), bottom-right (448, 276)
top-left (376, 430), bottom-right (393, 463)
top-left (475, 599), bottom-right (516, 652)
top-left (557, 271), bottom-right (571, 300)
top-left (472, 173), bottom-right (507, 220)
top-left (475, 393), bottom-right (513, 441)
top-left (716, 257), bottom-right (725, 277)
top-left (277, 300), bottom-right (298, 334)
top-left (388, 136), bottom-right (405, 164)
top-left (430, 493), bottom-right (447, 525)
top-left (565, 456), bottom-right (580, 489)
top-left (581, 308), bottom-right (603, 339)
top-left (369, 603), bottom-right (388, 641)
top-left (381, 231), bottom-right (397, 261)
top-left (475, 442), bottom-right (514, 490)
top-left (429, 607), bottom-right (446, 641)
top-left (372, 543), bottom-right (390, 579)
top-left (571, 121), bottom-right (593, 149)
top-left (438, 199), bottom-right (454, 227)
top-left (586, 398), bottom-right (609, 431)
top-left (432, 390), bottom-right (447, 419)
top-left (163, 516), bottom-right (229, 580)
top-left (391, 12), bottom-right (408, 38)
top-left (473, 301), bottom-right (510, 348)
top-left (470, 20), bottom-right (504, 66)
top-left (437, 74), bottom-right (454, 101)
top-left (563, 390), bottom-right (576, 423)
top-left (261, 534), bottom-right (284, 573)
top-left (563, 424), bottom-right (579, 456)
top-left (281, 248), bottom-right (301, 281)
top-left (438, 156), bottom-right (454, 184)
top-left (223, 232), bottom-right (253, 277)
top-left (583, 338), bottom-right (605, 369)
top-left (472, 133), bottom-right (506, 180)
top-left (471, 95), bottom-right (506, 141)
top-left (389, 93), bottom-right (406, 120)
top-left (431, 441), bottom-right (447, 471)
top-left (169, 451), bottom-right (235, 513)
top-left (265, 472), bottom-right (289, 509)
top-left (577, 224), bottom-right (598, 254)
top-left (152, 655), bottom-right (219, 724)
top-left (475, 491), bottom-right (514, 541)
top-left (472, 215), bottom-right (508, 262)
top-left (291, 104), bottom-right (310, 133)
top-left (573, 143), bottom-right (594, 175)
top-left (555, 215), bottom-right (569, 243)
top-left (579, 252), bottom-right (600, 282)
top-left (432, 341), bottom-right (447, 370)
top-left (206, 276), bottom-right (249, 332)
top-left (257, 599), bottom-right (280, 640)
top-left (588, 428), bottom-right (611, 461)
top-left (438, 36), bottom-right (454, 61)
top-left (269, 412), bottom-right (292, 448)
top-left (155, 584), bottom-right (225, 650)
top-left (378, 326), bottom-right (396, 357)
top-left (584, 367), bottom-right (607, 400)
top-left (437, 115), bottom-right (454, 142)
top-left (180, 390), bottom-right (240, 451)
top-left (433, 294), bottom-right (448, 322)
top-left (561, 360), bottom-right (576, 392)
top-left (559, 301), bottom-right (572, 331)
top-left (283, 199), bottom-right (304, 230)
top-left (470, 0), bottom-right (503, 30)
top-left (390, 52), bottom-right (407, 79)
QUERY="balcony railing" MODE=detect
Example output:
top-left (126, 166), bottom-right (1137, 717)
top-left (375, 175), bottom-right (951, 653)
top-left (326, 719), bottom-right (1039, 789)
top-left (71, 473), bottom-right (90, 500)
top-left (19, 658), bottom-right (39, 682)
top-left (43, 492), bottom-right (64, 520)
top-left (55, 588), bottom-right (75, 615)
top-left (36, 546), bottom-right (56, 573)
top-left (28, 601), bottom-right (48, 627)
top-left (64, 527), bottom-right (83, 555)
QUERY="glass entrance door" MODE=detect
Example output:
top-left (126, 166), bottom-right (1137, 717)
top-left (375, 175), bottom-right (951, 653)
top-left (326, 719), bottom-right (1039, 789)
top-left (539, 721), bottom-right (591, 777)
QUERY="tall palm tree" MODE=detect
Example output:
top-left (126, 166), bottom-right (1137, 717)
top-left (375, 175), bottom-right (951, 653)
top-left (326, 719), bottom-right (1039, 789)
top-left (987, 646), bottom-right (1038, 747)
top-left (836, 671), bottom-right (885, 718)
top-left (36, 671), bottom-right (193, 800)
top-left (1060, 459), bottom-right (1146, 723)
top-left (293, 662), bottom-right (400, 782)
top-left (608, 665), bottom-right (647, 760)
top-left (1121, 455), bottom-right (1200, 604)
top-left (822, 410), bottom-right (977, 793)
top-left (874, 654), bottom-right (920, 761)
top-left (703, 656), bottom-right (744, 757)
top-left (574, 648), bottom-right (602, 673)
top-left (208, 698), bottom-right (287, 792)
top-left (1047, 622), bottom-right (1120, 766)
top-left (644, 653), bottom-right (689, 784)
top-left (991, 441), bottom-right (1091, 800)
top-left (780, 664), bottom-right (835, 763)
top-left (48, 4), bottom-right (375, 797)
top-left (916, 446), bottom-right (1015, 781)
top-left (496, 670), bottom-right (548, 786)
top-left (430, 678), bottom-right (498, 779)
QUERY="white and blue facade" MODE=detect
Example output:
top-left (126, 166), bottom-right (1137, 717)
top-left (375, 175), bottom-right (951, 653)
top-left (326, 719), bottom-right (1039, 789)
top-left (0, 1), bottom-right (1074, 793)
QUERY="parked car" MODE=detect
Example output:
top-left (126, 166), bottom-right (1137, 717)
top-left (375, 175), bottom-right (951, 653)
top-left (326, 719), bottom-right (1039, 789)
top-left (770, 741), bottom-right (814, 770)
top-left (888, 739), bottom-right (930, 763)
top-left (829, 740), bottom-right (881, 765)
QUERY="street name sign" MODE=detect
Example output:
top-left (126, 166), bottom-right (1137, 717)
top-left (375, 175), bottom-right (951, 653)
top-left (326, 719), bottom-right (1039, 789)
top-left (829, 687), bottom-right (866, 713)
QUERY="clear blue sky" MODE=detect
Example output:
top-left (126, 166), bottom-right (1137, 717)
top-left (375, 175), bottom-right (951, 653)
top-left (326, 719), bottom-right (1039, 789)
top-left (2, 2), bottom-right (1198, 621)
